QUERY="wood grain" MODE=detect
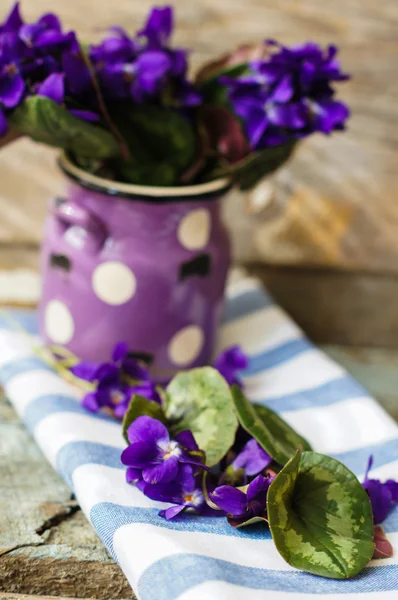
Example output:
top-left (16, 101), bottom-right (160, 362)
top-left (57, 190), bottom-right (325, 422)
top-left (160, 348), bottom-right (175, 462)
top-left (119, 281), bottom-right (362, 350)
top-left (0, 0), bottom-right (397, 273)
top-left (0, 392), bottom-right (133, 599)
top-left (250, 264), bottom-right (398, 348)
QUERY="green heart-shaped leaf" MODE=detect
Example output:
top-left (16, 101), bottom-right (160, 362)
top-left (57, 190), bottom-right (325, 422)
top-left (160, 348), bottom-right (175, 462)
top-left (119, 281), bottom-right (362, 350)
top-left (230, 142), bottom-right (297, 190)
top-left (165, 367), bottom-right (238, 467)
top-left (231, 385), bottom-right (312, 465)
top-left (10, 96), bottom-right (120, 159)
top-left (122, 394), bottom-right (168, 444)
top-left (267, 449), bottom-right (374, 579)
top-left (109, 104), bottom-right (197, 185)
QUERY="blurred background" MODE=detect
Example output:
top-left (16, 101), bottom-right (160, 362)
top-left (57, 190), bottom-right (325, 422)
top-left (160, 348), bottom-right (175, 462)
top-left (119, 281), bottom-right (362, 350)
top-left (0, 0), bottom-right (397, 347)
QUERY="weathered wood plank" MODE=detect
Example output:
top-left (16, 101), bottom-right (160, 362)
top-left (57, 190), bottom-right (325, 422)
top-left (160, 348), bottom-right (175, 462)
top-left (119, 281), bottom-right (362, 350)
top-left (323, 346), bottom-right (398, 422)
top-left (0, 392), bottom-right (133, 599)
top-left (0, 595), bottom-right (106, 600)
top-left (250, 264), bottom-right (398, 348)
top-left (0, 0), bottom-right (397, 273)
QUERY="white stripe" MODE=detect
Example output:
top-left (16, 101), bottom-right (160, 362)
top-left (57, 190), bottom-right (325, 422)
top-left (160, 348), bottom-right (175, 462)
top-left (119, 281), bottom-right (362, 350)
top-left (243, 349), bottom-right (346, 399)
top-left (176, 582), bottom-right (398, 600)
top-left (281, 397), bottom-right (398, 454)
top-left (226, 274), bottom-right (263, 297)
top-left (6, 369), bottom-right (81, 415)
top-left (0, 330), bottom-right (36, 366)
top-left (72, 464), bottom-right (168, 516)
top-left (219, 306), bottom-right (303, 356)
top-left (113, 524), bottom-right (295, 593)
top-left (34, 412), bottom-right (124, 466)
top-left (367, 459), bottom-right (398, 481)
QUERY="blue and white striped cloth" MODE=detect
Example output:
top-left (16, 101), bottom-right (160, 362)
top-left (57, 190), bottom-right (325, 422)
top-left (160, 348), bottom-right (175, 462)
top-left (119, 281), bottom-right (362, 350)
top-left (0, 275), bottom-right (397, 600)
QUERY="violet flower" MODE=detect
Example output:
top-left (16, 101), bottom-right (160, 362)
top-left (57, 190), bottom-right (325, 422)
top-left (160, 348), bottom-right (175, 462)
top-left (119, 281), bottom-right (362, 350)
top-left (209, 474), bottom-right (272, 526)
top-left (19, 12), bottom-right (75, 53)
top-left (89, 6), bottom-right (201, 107)
top-left (232, 438), bottom-right (272, 477)
top-left (121, 416), bottom-right (206, 485)
top-left (0, 3), bottom-right (23, 34)
top-left (213, 345), bottom-right (248, 387)
top-left (138, 5), bottom-right (173, 49)
top-left (362, 456), bottom-right (398, 524)
top-left (225, 40), bottom-right (350, 149)
top-left (141, 464), bottom-right (208, 520)
top-left (71, 341), bottom-right (157, 416)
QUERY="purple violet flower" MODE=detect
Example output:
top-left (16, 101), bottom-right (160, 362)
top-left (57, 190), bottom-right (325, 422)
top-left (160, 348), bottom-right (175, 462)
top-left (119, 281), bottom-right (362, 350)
top-left (210, 474), bottom-right (272, 526)
top-left (232, 438), bottom-right (272, 477)
top-left (225, 40), bottom-right (350, 149)
top-left (213, 345), bottom-right (248, 387)
top-left (141, 464), bottom-right (207, 520)
top-left (19, 12), bottom-right (75, 53)
top-left (89, 6), bottom-right (201, 107)
top-left (71, 341), bottom-right (156, 416)
top-left (362, 456), bottom-right (398, 524)
top-left (121, 416), bottom-right (206, 485)
top-left (0, 3), bottom-right (23, 34)
top-left (138, 6), bottom-right (173, 49)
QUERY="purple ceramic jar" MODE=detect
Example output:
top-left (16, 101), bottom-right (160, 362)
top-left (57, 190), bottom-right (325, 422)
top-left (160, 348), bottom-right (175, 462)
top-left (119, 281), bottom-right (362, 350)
top-left (39, 155), bottom-right (232, 382)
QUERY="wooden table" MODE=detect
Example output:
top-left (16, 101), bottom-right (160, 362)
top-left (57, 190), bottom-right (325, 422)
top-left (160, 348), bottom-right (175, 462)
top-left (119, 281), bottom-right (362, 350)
top-left (1, 343), bottom-right (397, 599)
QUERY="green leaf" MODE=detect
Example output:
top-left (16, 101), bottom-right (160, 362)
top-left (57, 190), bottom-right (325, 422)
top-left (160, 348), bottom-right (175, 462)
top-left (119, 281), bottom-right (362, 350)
top-left (122, 394), bottom-right (168, 444)
top-left (10, 96), bottom-right (120, 159)
top-left (164, 367), bottom-right (239, 467)
top-left (231, 385), bottom-right (312, 465)
top-left (229, 142), bottom-right (297, 190)
top-left (267, 449), bottom-right (375, 579)
top-left (110, 105), bottom-right (197, 185)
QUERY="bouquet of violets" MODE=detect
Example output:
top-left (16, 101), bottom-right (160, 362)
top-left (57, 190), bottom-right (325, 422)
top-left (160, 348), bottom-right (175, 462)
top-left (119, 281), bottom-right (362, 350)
top-left (50, 341), bottom-right (398, 580)
top-left (0, 3), bottom-right (350, 188)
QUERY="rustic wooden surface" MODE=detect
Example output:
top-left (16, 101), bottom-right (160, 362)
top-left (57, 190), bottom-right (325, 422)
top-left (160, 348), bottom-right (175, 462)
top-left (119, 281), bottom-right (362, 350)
top-left (0, 390), bottom-right (134, 599)
top-left (0, 0), bottom-right (397, 273)
top-left (0, 345), bottom-right (397, 598)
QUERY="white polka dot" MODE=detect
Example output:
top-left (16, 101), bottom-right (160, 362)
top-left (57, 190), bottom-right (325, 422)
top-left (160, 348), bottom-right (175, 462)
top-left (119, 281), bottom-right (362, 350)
top-left (177, 209), bottom-right (211, 250)
top-left (45, 300), bottom-right (75, 344)
top-left (92, 261), bottom-right (137, 306)
top-left (168, 325), bottom-right (204, 366)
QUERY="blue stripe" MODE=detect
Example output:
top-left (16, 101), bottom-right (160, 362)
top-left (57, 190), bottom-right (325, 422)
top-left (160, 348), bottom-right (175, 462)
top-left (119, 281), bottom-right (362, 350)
top-left (56, 441), bottom-right (123, 488)
top-left (243, 338), bottom-right (311, 375)
top-left (138, 557), bottom-right (398, 600)
top-left (0, 356), bottom-right (53, 384)
top-left (90, 503), bottom-right (272, 559)
top-left (90, 502), bottom-right (398, 565)
top-left (23, 394), bottom-right (116, 431)
top-left (258, 375), bottom-right (368, 413)
top-left (0, 310), bottom-right (38, 334)
top-left (222, 289), bottom-right (274, 323)
top-left (331, 438), bottom-right (398, 477)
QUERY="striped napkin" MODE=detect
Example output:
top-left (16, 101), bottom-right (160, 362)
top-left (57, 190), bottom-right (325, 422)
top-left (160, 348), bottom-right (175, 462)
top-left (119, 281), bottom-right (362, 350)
top-left (0, 275), bottom-right (397, 600)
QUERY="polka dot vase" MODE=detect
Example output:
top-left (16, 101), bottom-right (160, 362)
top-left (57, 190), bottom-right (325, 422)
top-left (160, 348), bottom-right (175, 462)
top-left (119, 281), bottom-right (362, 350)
top-left (39, 155), bottom-right (232, 382)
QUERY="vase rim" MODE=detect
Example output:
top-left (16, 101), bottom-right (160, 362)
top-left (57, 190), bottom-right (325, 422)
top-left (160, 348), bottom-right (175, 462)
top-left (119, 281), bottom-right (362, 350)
top-left (59, 153), bottom-right (232, 201)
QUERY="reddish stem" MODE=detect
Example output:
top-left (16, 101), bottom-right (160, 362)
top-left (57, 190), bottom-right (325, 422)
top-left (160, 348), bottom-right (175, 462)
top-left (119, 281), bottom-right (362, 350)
top-left (80, 47), bottom-right (130, 161)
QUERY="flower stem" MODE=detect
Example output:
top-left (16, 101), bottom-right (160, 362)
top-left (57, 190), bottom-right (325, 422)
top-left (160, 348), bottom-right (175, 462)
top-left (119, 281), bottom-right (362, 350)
top-left (79, 45), bottom-right (130, 161)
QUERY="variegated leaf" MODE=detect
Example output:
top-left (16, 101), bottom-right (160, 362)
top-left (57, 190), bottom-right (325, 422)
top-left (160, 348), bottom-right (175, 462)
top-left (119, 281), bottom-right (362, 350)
top-left (165, 367), bottom-right (238, 467)
top-left (231, 385), bottom-right (312, 465)
top-left (267, 450), bottom-right (375, 579)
